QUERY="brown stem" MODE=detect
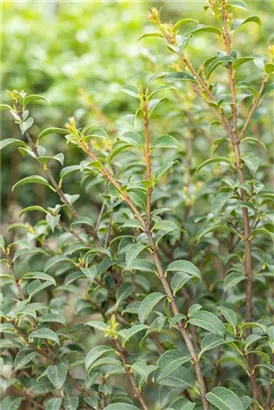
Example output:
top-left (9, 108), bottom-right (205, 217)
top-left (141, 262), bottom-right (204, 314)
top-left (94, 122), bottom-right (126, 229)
top-left (221, 0), bottom-right (253, 328)
top-left (112, 338), bottom-right (148, 410)
top-left (4, 251), bottom-right (24, 300)
top-left (143, 106), bottom-right (152, 230)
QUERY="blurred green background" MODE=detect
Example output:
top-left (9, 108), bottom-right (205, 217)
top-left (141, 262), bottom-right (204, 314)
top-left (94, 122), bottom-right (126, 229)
top-left (1, 0), bottom-right (273, 228)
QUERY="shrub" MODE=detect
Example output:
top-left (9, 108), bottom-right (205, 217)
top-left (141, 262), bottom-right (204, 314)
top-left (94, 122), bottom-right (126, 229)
top-left (0, 1), bottom-right (273, 409)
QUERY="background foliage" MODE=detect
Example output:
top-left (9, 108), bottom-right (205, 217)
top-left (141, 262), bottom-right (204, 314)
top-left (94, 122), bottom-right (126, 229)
top-left (0, 1), bottom-right (273, 410)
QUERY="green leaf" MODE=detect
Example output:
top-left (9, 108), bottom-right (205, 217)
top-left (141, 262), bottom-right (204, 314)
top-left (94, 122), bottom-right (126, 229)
top-left (60, 165), bottom-right (80, 180)
top-left (84, 128), bottom-right (108, 140)
top-left (206, 387), bottom-right (244, 410)
top-left (224, 271), bottom-right (246, 291)
top-left (46, 214), bottom-right (60, 232)
top-left (166, 260), bottom-right (201, 279)
top-left (164, 72), bottom-right (196, 82)
top-left (108, 144), bottom-right (133, 163)
top-left (0, 103), bottom-right (12, 110)
top-left (45, 398), bottom-right (63, 410)
top-left (22, 272), bottom-right (56, 286)
top-left (261, 82), bottom-right (274, 100)
top-left (19, 205), bottom-right (48, 217)
top-left (232, 16), bottom-right (261, 31)
top-left (198, 224), bottom-right (238, 242)
top-left (121, 85), bottom-right (139, 99)
top-left (188, 310), bottom-right (225, 336)
top-left (38, 127), bottom-right (68, 141)
top-left (154, 135), bottom-right (180, 149)
top-left (199, 335), bottom-right (236, 359)
top-left (173, 18), bottom-right (198, 30)
top-left (212, 193), bottom-right (233, 215)
top-left (44, 255), bottom-right (74, 272)
top-left (23, 94), bottom-right (49, 107)
top-left (0, 138), bottom-right (27, 151)
top-left (241, 137), bottom-right (266, 150)
top-left (197, 157), bottom-right (233, 173)
top-left (12, 175), bottom-right (50, 191)
top-left (241, 155), bottom-right (259, 175)
top-left (138, 32), bottom-right (163, 41)
top-left (0, 235), bottom-right (5, 250)
top-left (265, 63), bottom-right (274, 75)
top-left (125, 243), bottom-right (147, 269)
top-left (188, 24), bottom-right (221, 36)
top-left (118, 324), bottom-right (149, 346)
top-left (218, 306), bottom-right (238, 329)
top-left (29, 328), bottom-right (60, 344)
top-left (171, 272), bottom-right (195, 295)
top-left (116, 282), bottom-right (135, 307)
top-left (14, 350), bottom-right (38, 371)
top-left (232, 57), bottom-right (254, 70)
top-left (63, 397), bottom-right (79, 410)
top-left (105, 405), bottom-right (141, 410)
top-left (85, 345), bottom-right (115, 372)
top-left (120, 131), bottom-right (142, 148)
top-left (0, 397), bottom-right (22, 410)
top-left (155, 349), bottom-right (191, 382)
top-left (47, 363), bottom-right (67, 389)
top-left (138, 292), bottom-right (166, 323)
top-left (227, 1), bottom-right (248, 11)
top-left (153, 220), bottom-right (181, 241)
top-left (19, 117), bottom-right (33, 135)
top-left (85, 320), bottom-right (108, 331)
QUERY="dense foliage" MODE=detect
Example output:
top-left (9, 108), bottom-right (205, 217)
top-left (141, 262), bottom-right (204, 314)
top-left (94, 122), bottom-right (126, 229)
top-left (0, 1), bottom-right (273, 410)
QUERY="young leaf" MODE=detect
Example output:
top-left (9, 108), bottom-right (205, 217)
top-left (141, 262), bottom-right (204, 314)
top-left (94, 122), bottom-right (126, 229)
top-left (45, 398), bottom-right (63, 410)
top-left (63, 397), bottom-right (79, 410)
top-left (0, 138), bottom-right (27, 151)
top-left (23, 94), bottom-right (49, 107)
top-left (232, 16), bottom-right (261, 31)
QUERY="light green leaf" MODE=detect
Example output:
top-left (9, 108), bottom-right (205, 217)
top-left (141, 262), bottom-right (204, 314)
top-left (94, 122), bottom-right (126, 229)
top-left (188, 24), bottom-right (221, 36)
top-left (232, 57), bottom-right (254, 70)
top-left (138, 292), bottom-right (165, 323)
top-left (46, 214), bottom-right (60, 232)
top-left (227, 1), bottom-right (248, 11)
top-left (0, 138), bottom-right (27, 151)
top-left (165, 72), bottom-right (196, 82)
top-left (188, 310), bottom-right (225, 336)
top-left (173, 18), bottom-right (198, 30)
top-left (138, 32), bottom-right (163, 41)
top-left (166, 260), bottom-right (201, 279)
top-left (38, 127), bottom-right (68, 141)
top-left (19, 117), bottom-right (33, 135)
top-left (206, 387), bottom-right (244, 410)
top-left (23, 94), bottom-right (49, 107)
top-left (29, 328), bottom-right (59, 345)
top-left (47, 363), bottom-right (67, 389)
top-left (241, 155), bottom-right (259, 175)
top-left (154, 135), bottom-right (180, 149)
top-left (155, 349), bottom-right (191, 382)
top-left (153, 220), bottom-right (181, 240)
top-left (19, 206), bottom-right (48, 217)
top-left (85, 321), bottom-right (108, 331)
top-left (60, 165), bottom-right (80, 180)
top-left (197, 157), bottom-right (233, 173)
top-left (232, 16), bottom-right (261, 31)
top-left (12, 175), bottom-right (50, 191)
top-left (44, 255), bottom-right (74, 272)
top-left (108, 144), bottom-right (133, 163)
top-left (121, 85), bottom-right (139, 99)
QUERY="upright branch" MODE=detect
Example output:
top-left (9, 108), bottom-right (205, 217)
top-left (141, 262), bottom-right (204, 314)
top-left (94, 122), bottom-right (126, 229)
top-left (221, 0), bottom-right (253, 326)
top-left (140, 88), bottom-right (153, 230)
top-left (67, 116), bottom-right (210, 409)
